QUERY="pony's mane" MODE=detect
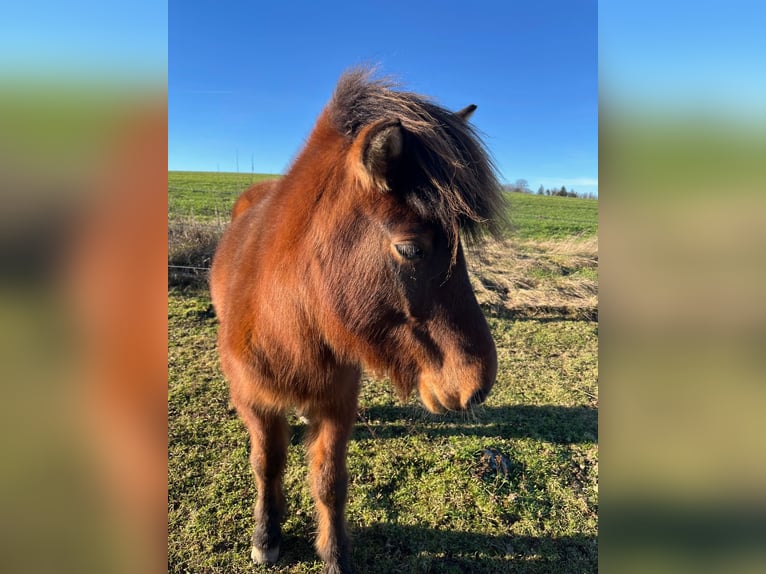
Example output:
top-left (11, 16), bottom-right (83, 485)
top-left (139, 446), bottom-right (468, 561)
top-left (328, 68), bottom-right (506, 243)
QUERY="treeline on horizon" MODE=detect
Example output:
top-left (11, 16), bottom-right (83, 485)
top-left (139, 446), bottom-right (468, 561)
top-left (502, 179), bottom-right (597, 199)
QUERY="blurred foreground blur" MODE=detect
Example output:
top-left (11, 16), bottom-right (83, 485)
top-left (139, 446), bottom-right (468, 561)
top-left (0, 86), bottom-right (167, 573)
top-left (600, 111), bottom-right (766, 572)
top-left (599, 99), bottom-right (766, 572)
top-left (1, 4), bottom-right (167, 572)
top-left (600, 2), bottom-right (766, 568)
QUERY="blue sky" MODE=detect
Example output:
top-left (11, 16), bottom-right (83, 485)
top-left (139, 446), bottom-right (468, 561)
top-left (599, 0), bottom-right (766, 119)
top-left (169, 0), bottom-right (598, 196)
top-left (1, 1), bottom-right (166, 78)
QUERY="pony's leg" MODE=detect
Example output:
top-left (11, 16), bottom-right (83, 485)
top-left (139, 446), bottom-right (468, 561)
top-left (238, 407), bottom-right (288, 565)
top-left (307, 380), bottom-right (359, 574)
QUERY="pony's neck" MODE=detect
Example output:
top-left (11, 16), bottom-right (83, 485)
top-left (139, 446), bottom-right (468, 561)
top-left (277, 112), bottom-right (355, 233)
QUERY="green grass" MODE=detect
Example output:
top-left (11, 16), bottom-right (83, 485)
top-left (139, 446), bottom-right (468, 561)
top-left (167, 170), bottom-right (598, 572)
top-left (506, 192), bottom-right (598, 240)
top-left (168, 171), bottom-right (281, 221)
top-left (168, 291), bottom-right (598, 573)
top-left (168, 171), bottom-right (597, 240)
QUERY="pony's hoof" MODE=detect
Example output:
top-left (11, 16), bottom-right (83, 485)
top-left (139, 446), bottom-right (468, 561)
top-left (251, 545), bottom-right (280, 565)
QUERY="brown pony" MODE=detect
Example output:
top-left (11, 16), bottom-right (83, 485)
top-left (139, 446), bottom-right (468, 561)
top-left (210, 69), bottom-right (505, 574)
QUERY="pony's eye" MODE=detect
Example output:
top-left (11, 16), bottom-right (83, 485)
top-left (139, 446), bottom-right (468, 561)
top-left (394, 243), bottom-right (423, 260)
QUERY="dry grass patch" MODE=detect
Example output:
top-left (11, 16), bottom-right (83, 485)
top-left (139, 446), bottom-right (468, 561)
top-left (466, 236), bottom-right (598, 320)
top-left (166, 218), bottom-right (599, 320)
top-left (168, 218), bottom-right (224, 287)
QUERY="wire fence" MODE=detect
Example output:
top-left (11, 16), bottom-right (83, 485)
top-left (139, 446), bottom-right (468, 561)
top-left (168, 211), bottom-right (226, 285)
top-left (168, 264), bottom-right (211, 271)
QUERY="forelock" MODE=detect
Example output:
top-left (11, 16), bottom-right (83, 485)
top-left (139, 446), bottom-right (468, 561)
top-left (327, 67), bottom-right (507, 244)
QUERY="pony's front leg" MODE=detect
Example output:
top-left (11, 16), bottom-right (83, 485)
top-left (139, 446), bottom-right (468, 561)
top-left (238, 407), bottom-right (288, 565)
top-left (307, 389), bottom-right (358, 574)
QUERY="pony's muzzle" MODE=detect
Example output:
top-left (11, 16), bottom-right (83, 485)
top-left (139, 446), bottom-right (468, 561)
top-left (417, 345), bottom-right (497, 414)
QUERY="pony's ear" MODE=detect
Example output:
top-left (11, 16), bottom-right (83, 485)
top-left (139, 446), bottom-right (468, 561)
top-left (361, 119), bottom-right (403, 190)
top-left (455, 104), bottom-right (477, 121)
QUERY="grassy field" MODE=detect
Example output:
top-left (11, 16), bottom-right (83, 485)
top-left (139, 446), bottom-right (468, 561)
top-left (168, 172), bottom-right (598, 573)
top-left (168, 171), bottom-right (281, 221)
top-left (505, 193), bottom-right (597, 240)
top-left (168, 171), bottom-right (597, 240)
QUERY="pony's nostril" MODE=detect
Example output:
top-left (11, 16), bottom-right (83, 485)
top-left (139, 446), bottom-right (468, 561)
top-left (465, 388), bottom-right (488, 409)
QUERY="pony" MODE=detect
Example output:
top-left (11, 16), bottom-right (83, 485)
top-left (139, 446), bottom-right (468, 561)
top-left (210, 68), bottom-right (505, 574)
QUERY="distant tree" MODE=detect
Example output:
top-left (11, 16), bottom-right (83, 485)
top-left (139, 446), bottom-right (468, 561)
top-left (514, 179), bottom-right (531, 194)
top-left (537, 185), bottom-right (545, 195)
top-left (560, 186), bottom-right (567, 196)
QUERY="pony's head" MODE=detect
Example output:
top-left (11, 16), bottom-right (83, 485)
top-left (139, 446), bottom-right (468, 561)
top-left (298, 69), bottom-right (506, 413)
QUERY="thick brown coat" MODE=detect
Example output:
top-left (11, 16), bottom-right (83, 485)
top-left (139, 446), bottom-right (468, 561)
top-left (210, 69), bottom-right (504, 574)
